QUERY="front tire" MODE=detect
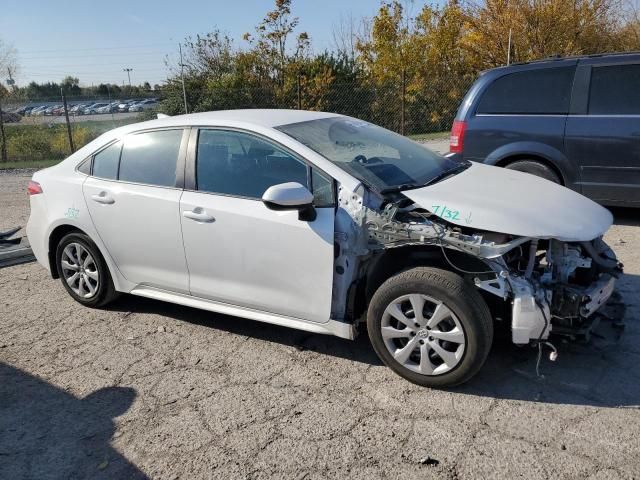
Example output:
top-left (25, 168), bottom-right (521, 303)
top-left (55, 232), bottom-right (118, 308)
top-left (367, 267), bottom-right (493, 388)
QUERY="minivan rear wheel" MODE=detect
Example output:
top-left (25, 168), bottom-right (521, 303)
top-left (504, 159), bottom-right (561, 184)
top-left (367, 267), bottom-right (493, 388)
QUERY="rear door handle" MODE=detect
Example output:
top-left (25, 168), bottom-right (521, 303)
top-left (183, 208), bottom-right (215, 223)
top-left (91, 192), bottom-right (115, 204)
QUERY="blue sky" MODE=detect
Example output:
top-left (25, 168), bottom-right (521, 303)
top-left (1, 0), bottom-right (385, 87)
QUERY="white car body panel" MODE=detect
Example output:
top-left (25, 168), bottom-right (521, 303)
top-left (180, 191), bottom-right (335, 323)
top-left (82, 176), bottom-right (190, 293)
top-left (403, 162), bottom-right (613, 241)
top-left (130, 285), bottom-right (355, 339)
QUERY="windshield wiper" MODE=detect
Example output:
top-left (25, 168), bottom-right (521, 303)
top-left (379, 183), bottom-right (421, 194)
top-left (422, 163), bottom-right (470, 187)
top-left (379, 163), bottom-right (470, 194)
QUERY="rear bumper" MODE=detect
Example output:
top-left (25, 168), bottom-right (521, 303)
top-left (26, 196), bottom-right (50, 273)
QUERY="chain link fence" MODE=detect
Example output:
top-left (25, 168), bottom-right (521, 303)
top-left (175, 76), bottom-right (474, 137)
top-left (0, 75), bottom-right (473, 163)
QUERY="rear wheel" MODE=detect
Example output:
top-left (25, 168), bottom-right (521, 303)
top-left (367, 267), bottom-right (493, 388)
top-left (55, 232), bottom-right (118, 308)
top-left (504, 159), bottom-right (561, 184)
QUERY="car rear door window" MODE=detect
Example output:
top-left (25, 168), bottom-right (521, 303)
top-left (196, 130), bottom-right (309, 199)
top-left (92, 141), bottom-right (121, 180)
top-left (588, 64), bottom-right (640, 115)
top-left (477, 67), bottom-right (575, 115)
top-left (118, 130), bottom-right (183, 187)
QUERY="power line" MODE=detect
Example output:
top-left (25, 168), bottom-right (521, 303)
top-left (19, 51), bottom-right (170, 60)
top-left (17, 43), bottom-right (174, 54)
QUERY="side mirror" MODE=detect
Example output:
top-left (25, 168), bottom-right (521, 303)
top-left (262, 182), bottom-right (316, 221)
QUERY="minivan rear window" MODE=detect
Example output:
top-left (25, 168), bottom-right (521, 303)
top-left (589, 64), bottom-right (640, 115)
top-left (477, 66), bottom-right (575, 115)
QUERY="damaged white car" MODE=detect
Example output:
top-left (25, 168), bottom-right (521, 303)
top-left (26, 110), bottom-right (623, 387)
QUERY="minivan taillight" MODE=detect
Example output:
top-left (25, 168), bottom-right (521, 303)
top-left (27, 180), bottom-right (43, 195)
top-left (450, 120), bottom-right (467, 154)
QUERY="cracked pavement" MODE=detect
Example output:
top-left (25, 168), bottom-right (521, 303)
top-left (1, 172), bottom-right (639, 479)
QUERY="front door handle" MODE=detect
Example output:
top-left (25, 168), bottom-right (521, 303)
top-left (183, 208), bottom-right (215, 223)
top-left (91, 192), bottom-right (115, 204)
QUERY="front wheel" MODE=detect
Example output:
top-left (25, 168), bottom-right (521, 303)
top-left (55, 232), bottom-right (118, 308)
top-left (367, 267), bottom-right (493, 388)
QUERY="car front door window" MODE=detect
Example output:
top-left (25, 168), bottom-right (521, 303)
top-left (196, 129), bottom-right (309, 198)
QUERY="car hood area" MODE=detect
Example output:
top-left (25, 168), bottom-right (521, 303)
top-left (402, 162), bottom-right (613, 242)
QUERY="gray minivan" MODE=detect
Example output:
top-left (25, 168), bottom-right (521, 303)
top-left (448, 52), bottom-right (640, 206)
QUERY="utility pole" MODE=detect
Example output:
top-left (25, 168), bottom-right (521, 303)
top-left (0, 96), bottom-right (7, 163)
top-left (179, 43), bottom-right (188, 114)
top-left (400, 67), bottom-right (406, 136)
top-left (60, 88), bottom-right (75, 154)
top-left (123, 68), bottom-right (133, 87)
top-left (507, 28), bottom-right (512, 66)
top-left (296, 72), bottom-right (301, 110)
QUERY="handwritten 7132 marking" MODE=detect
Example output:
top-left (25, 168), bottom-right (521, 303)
top-left (431, 205), bottom-right (460, 221)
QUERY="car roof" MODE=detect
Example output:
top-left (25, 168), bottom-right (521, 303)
top-left (111, 109), bottom-right (341, 134)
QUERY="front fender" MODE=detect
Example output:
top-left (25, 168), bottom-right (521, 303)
top-left (484, 141), bottom-right (580, 191)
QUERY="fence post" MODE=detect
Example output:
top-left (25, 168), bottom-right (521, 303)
top-left (400, 67), bottom-right (406, 136)
top-left (0, 97), bottom-right (7, 163)
top-left (60, 89), bottom-right (75, 154)
top-left (297, 72), bottom-right (302, 110)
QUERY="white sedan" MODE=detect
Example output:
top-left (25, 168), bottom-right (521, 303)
top-left (26, 110), bottom-right (622, 387)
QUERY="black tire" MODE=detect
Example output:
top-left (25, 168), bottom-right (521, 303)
top-left (504, 159), bottom-right (561, 184)
top-left (367, 267), bottom-right (493, 388)
top-left (55, 232), bottom-right (118, 308)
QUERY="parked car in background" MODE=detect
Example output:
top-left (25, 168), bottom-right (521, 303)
top-left (117, 100), bottom-right (137, 112)
top-left (83, 103), bottom-right (109, 115)
top-left (30, 106), bottom-right (48, 116)
top-left (13, 105), bottom-right (34, 116)
top-left (52, 105), bottom-right (67, 116)
top-left (449, 52), bottom-right (640, 207)
top-left (129, 99), bottom-right (158, 112)
top-left (44, 105), bottom-right (62, 116)
top-left (26, 110), bottom-right (622, 387)
top-left (0, 110), bottom-right (21, 123)
top-left (69, 103), bottom-right (90, 115)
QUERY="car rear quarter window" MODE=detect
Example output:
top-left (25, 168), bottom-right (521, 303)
top-left (476, 66), bottom-right (575, 115)
top-left (196, 130), bottom-right (309, 199)
top-left (92, 141), bottom-right (122, 180)
top-left (589, 64), bottom-right (640, 115)
top-left (118, 130), bottom-right (183, 187)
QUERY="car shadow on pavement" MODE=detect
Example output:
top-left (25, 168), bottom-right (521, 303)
top-left (108, 284), bottom-right (639, 409)
top-left (0, 362), bottom-right (147, 479)
top-left (107, 294), bottom-right (383, 367)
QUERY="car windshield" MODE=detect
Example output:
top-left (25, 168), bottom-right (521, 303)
top-left (276, 117), bottom-right (467, 193)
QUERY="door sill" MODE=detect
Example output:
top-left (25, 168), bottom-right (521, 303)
top-left (129, 285), bottom-right (356, 340)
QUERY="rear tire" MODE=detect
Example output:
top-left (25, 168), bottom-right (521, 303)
top-left (55, 232), bottom-right (118, 308)
top-left (504, 159), bottom-right (561, 184)
top-left (367, 267), bottom-right (493, 388)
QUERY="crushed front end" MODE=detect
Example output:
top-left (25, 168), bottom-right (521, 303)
top-left (333, 185), bottom-right (625, 347)
top-left (507, 237), bottom-right (624, 344)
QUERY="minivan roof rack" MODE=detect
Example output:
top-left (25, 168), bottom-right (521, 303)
top-left (509, 50), bottom-right (640, 67)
